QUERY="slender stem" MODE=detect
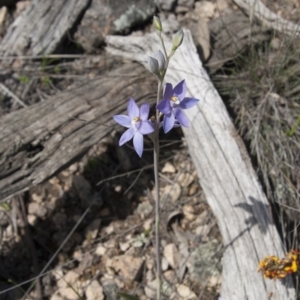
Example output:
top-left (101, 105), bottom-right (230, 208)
top-left (154, 80), bottom-right (162, 300)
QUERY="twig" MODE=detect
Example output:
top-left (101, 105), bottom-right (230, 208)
top-left (21, 206), bottom-right (91, 300)
top-left (0, 83), bottom-right (27, 108)
top-left (14, 194), bottom-right (42, 300)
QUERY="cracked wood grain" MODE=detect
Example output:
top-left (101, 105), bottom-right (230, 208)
top-left (0, 0), bottom-right (90, 56)
top-left (0, 63), bottom-right (156, 201)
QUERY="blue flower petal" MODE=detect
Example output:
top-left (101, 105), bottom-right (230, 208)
top-left (175, 108), bottom-right (189, 127)
top-left (133, 132), bottom-right (143, 157)
top-left (180, 97), bottom-right (199, 109)
top-left (139, 121), bottom-right (155, 135)
top-left (164, 83), bottom-right (173, 100)
top-left (119, 128), bottom-right (135, 145)
top-left (127, 98), bottom-right (139, 120)
top-left (113, 115), bottom-right (131, 128)
top-left (139, 103), bottom-right (150, 121)
top-left (173, 80), bottom-right (186, 101)
top-left (157, 98), bottom-right (171, 114)
top-left (163, 111), bottom-right (175, 133)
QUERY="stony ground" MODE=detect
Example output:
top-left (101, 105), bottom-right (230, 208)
top-left (0, 0), bottom-right (299, 299)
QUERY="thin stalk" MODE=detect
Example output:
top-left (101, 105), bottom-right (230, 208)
top-left (154, 80), bottom-right (163, 300)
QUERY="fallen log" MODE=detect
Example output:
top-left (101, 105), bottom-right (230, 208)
top-left (0, 0), bottom-right (89, 56)
top-left (105, 30), bottom-right (296, 299)
top-left (233, 0), bottom-right (300, 36)
top-left (0, 62), bottom-right (156, 201)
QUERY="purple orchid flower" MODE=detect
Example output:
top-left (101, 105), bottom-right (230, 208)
top-left (156, 80), bottom-right (199, 133)
top-left (113, 98), bottom-right (155, 157)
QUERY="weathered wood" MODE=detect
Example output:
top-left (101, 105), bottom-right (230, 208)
top-left (0, 0), bottom-right (89, 56)
top-left (233, 0), bottom-right (300, 36)
top-left (105, 31), bottom-right (296, 299)
top-left (74, 0), bottom-right (156, 53)
top-left (0, 63), bottom-right (156, 201)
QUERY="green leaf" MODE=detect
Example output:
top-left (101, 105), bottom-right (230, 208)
top-left (287, 115), bottom-right (300, 137)
top-left (19, 75), bottom-right (30, 84)
top-left (0, 202), bottom-right (11, 211)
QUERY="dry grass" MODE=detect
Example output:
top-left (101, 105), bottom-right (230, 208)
top-left (212, 34), bottom-right (300, 251)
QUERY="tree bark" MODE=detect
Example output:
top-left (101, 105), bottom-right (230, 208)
top-left (0, 63), bottom-right (156, 201)
top-left (0, 0), bottom-right (90, 56)
top-left (105, 30), bottom-right (296, 300)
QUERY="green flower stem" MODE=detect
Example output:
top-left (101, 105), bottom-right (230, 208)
top-left (154, 32), bottom-right (176, 300)
top-left (154, 80), bottom-right (162, 300)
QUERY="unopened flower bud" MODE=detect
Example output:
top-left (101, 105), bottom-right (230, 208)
top-left (153, 16), bottom-right (162, 32)
top-left (172, 29), bottom-right (184, 51)
top-left (150, 116), bottom-right (156, 123)
top-left (147, 56), bottom-right (159, 74)
top-left (155, 50), bottom-right (166, 71)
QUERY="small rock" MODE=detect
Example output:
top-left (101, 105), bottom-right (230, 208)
top-left (105, 224), bottom-right (115, 235)
top-left (61, 170), bottom-right (69, 177)
top-left (114, 185), bottom-right (122, 192)
top-left (161, 257), bottom-right (169, 271)
top-left (162, 162), bottom-right (176, 173)
top-left (113, 277), bottom-right (125, 289)
top-left (183, 204), bottom-right (195, 221)
top-left (49, 177), bottom-right (60, 185)
top-left (68, 163), bottom-right (78, 174)
top-left (178, 172), bottom-right (194, 187)
top-left (85, 280), bottom-right (104, 300)
top-left (163, 243), bottom-right (180, 269)
top-left (73, 250), bottom-right (83, 261)
top-left (103, 239), bottom-right (116, 249)
top-left (119, 241), bottom-right (130, 252)
top-left (28, 202), bottom-right (47, 218)
top-left (146, 269), bottom-right (154, 281)
top-left (163, 270), bottom-right (177, 283)
top-left (188, 183), bottom-right (198, 196)
top-left (143, 218), bottom-right (153, 231)
top-left (135, 201), bottom-right (153, 219)
top-left (207, 274), bottom-right (222, 288)
top-left (27, 214), bottom-right (37, 226)
top-left (109, 255), bottom-right (144, 282)
top-left (57, 270), bottom-right (80, 289)
top-left (31, 193), bottom-right (43, 203)
top-left (174, 284), bottom-right (197, 299)
top-left (164, 183), bottom-right (181, 202)
top-left (144, 279), bottom-right (157, 299)
top-left (101, 278), bottom-right (119, 300)
top-left (146, 256), bottom-right (154, 270)
top-left (59, 287), bottom-right (82, 300)
top-left (195, 224), bottom-right (210, 241)
top-left (95, 244), bottom-right (107, 256)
